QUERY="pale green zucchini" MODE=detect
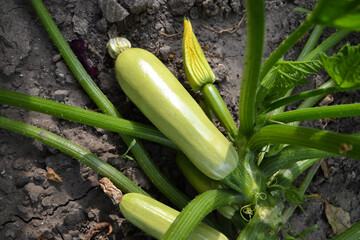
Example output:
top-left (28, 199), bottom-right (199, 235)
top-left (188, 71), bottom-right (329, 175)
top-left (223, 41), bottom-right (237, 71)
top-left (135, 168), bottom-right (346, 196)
top-left (110, 39), bottom-right (238, 180)
top-left (120, 193), bottom-right (228, 240)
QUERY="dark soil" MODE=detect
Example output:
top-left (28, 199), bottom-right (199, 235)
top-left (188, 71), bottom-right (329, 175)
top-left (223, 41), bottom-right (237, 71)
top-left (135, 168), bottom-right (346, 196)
top-left (1, 0), bottom-right (359, 239)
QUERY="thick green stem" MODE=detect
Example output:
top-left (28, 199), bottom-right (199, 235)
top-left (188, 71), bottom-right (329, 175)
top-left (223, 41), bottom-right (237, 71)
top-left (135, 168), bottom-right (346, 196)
top-left (268, 103), bottom-right (360, 124)
top-left (249, 125), bottom-right (360, 160)
top-left (0, 89), bottom-right (175, 149)
top-left (30, 0), bottom-right (190, 209)
top-left (0, 116), bottom-right (147, 195)
top-left (238, 0), bottom-right (265, 138)
top-left (202, 84), bottom-right (237, 141)
top-left (222, 151), bottom-right (266, 195)
top-left (162, 189), bottom-right (250, 240)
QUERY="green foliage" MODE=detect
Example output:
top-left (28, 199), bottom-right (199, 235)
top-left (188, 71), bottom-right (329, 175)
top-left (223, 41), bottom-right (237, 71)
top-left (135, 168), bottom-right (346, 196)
top-left (260, 60), bottom-right (323, 104)
top-left (262, 60), bottom-right (322, 90)
top-left (311, 0), bottom-right (360, 31)
top-left (119, 139), bottom-right (137, 161)
top-left (320, 44), bottom-right (360, 88)
top-left (293, 7), bottom-right (311, 14)
top-left (283, 186), bottom-right (307, 214)
top-left (284, 224), bottom-right (318, 240)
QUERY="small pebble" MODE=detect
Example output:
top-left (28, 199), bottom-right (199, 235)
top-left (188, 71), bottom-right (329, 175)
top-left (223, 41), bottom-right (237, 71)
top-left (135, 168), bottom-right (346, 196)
top-left (168, 0), bottom-right (196, 15)
top-left (52, 89), bottom-right (70, 102)
top-left (96, 18), bottom-right (108, 33)
top-left (122, 0), bottom-right (154, 14)
top-left (159, 45), bottom-right (171, 61)
top-left (72, 15), bottom-right (89, 35)
top-left (52, 54), bottom-right (61, 62)
top-left (98, 0), bottom-right (129, 23)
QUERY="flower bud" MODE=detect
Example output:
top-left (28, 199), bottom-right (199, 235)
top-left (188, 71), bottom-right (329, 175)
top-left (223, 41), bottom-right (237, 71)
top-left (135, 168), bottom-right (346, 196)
top-left (183, 18), bottom-right (216, 90)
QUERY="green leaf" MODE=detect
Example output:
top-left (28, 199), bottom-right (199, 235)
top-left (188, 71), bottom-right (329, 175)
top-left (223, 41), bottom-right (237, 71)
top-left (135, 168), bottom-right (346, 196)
top-left (119, 139), bottom-right (137, 161)
top-left (294, 7), bottom-right (311, 14)
top-left (311, 0), bottom-right (360, 31)
top-left (320, 44), bottom-right (360, 88)
top-left (284, 186), bottom-right (306, 214)
top-left (262, 60), bottom-right (322, 89)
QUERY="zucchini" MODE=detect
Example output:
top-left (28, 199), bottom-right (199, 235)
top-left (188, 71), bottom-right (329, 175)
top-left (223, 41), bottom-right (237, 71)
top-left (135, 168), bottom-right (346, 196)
top-left (108, 38), bottom-right (238, 180)
top-left (120, 193), bottom-right (228, 240)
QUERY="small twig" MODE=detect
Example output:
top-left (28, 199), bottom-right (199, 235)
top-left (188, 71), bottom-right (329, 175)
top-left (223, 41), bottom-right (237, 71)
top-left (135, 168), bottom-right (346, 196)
top-left (84, 222), bottom-right (113, 240)
top-left (203, 15), bottom-right (246, 34)
top-left (159, 31), bottom-right (180, 39)
top-left (153, 42), bottom-right (160, 55)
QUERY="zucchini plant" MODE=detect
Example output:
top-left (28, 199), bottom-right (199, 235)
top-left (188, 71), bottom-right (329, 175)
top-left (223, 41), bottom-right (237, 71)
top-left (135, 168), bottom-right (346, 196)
top-left (1, 0), bottom-right (360, 239)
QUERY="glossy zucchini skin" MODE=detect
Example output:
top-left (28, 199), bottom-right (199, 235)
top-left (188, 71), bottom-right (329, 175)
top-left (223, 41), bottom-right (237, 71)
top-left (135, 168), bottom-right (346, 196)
top-left (120, 193), bottom-right (228, 240)
top-left (115, 48), bottom-right (238, 180)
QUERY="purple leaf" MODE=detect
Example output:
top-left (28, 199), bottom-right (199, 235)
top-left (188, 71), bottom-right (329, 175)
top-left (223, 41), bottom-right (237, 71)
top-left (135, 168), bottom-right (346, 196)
top-left (69, 39), bottom-right (99, 79)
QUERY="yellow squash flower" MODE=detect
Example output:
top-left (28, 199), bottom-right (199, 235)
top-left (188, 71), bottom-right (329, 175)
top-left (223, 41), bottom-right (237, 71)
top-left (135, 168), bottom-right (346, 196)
top-left (183, 18), bottom-right (216, 90)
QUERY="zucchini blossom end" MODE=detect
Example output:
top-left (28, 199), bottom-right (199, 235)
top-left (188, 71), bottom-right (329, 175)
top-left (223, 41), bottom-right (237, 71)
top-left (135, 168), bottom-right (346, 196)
top-left (107, 37), bottom-right (131, 59)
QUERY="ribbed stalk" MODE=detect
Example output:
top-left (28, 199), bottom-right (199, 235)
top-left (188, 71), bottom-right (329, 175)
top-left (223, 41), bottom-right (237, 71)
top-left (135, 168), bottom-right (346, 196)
top-left (0, 89), bottom-right (175, 149)
top-left (30, 0), bottom-right (190, 209)
top-left (222, 151), bottom-right (265, 195)
top-left (266, 86), bottom-right (339, 111)
top-left (249, 125), bottom-right (360, 159)
top-left (291, 80), bottom-right (336, 126)
top-left (260, 146), bottom-right (337, 176)
top-left (162, 189), bottom-right (250, 240)
top-left (238, 0), bottom-right (265, 138)
top-left (0, 116), bottom-right (147, 195)
top-left (297, 25), bottom-right (325, 61)
top-left (268, 103), bottom-right (360, 124)
top-left (202, 84), bottom-right (237, 141)
top-left (302, 30), bottom-right (350, 61)
top-left (275, 158), bottom-right (321, 187)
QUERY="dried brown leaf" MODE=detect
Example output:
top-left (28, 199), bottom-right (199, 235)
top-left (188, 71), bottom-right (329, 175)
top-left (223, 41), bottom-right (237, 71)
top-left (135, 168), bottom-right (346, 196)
top-left (99, 177), bottom-right (123, 204)
top-left (46, 168), bottom-right (62, 182)
top-left (321, 159), bottom-right (330, 178)
top-left (325, 203), bottom-right (352, 234)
